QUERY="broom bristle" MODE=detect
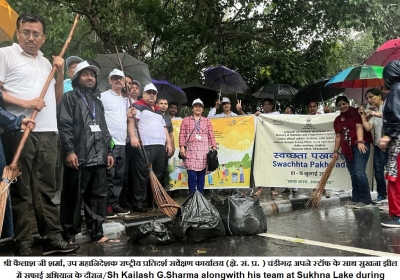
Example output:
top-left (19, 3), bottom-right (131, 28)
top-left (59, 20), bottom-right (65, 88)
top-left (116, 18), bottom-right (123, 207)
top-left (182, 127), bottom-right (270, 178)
top-left (0, 165), bottom-right (21, 236)
top-left (306, 158), bottom-right (337, 208)
top-left (148, 172), bottom-right (179, 218)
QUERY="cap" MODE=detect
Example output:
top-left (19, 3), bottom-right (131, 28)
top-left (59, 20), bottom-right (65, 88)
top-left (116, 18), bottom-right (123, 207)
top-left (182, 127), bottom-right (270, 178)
top-left (144, 83), bottom-right (158, 93)
top-left (192, 98), bottom-right (204, 107)
top-left (109, 69), bottom-right (125, 78)
top-left (66, 56), bottom-right (83, 68)
top-left (221, 97), bottom-right (231, 104)
top-left (132, 80), bottom-right (140, 87)
top-left (72, 61), bottom-right (100, 81)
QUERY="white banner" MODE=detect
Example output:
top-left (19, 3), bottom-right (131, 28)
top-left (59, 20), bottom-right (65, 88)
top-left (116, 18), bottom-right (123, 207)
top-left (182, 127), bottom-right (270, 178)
top-left (253, 113), bottom-right (374, 189)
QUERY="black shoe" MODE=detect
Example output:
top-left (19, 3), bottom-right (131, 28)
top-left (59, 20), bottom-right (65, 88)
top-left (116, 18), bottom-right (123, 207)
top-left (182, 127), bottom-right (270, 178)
top-left (42, 240), bottom-right (80, 256)
top-left (132, 206), bottom-right (147, 213)
top-left (14, 247), bottom-right (33, 256)
top-left (281, 188), bottom-right (291, 194)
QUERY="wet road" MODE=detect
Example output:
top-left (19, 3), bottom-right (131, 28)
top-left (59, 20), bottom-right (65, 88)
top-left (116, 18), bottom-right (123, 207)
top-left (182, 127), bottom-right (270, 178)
top-left (2, 204), bottom-right (399, 256)
top-left (74, 204), bottom-right (400, 256)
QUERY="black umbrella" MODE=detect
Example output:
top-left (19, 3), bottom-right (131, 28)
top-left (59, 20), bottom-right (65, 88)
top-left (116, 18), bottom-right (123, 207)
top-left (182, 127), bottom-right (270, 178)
top-left (152, 79), bottom-right (187, 104)
top-left (180, 83), bottom-right (218, 108)
top-left (294, 77), bottom-right (343, 105)
top-left (95, 53), bottom-right (152, 92)
top-left (204, 66), bottom-right (249, 95)
top-left (252, 84), bottom-right (297, 102)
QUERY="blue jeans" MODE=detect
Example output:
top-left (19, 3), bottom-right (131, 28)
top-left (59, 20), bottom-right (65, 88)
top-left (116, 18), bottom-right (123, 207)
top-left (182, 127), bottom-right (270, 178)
top-left (188, 169), bottom-right (206, 195)
top-left (0, 139), bottom-right (14, 238)
top-left (344, 144), bottom-right (372, 204)
top-left (373, 145), bottom-right (388, 198)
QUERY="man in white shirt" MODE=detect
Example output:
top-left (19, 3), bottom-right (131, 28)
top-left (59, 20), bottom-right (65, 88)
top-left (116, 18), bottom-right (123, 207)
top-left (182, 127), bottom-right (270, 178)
top-left (127, 83), bottom-right (173, 212)
top-left (0, 13), bottom-right (79, 256)
top-left (207, 97), bottom-right (245, 117)
top-left (168, 101), bottom-right (182, 120)
top-left (100, 69), bottom-right (130, 218)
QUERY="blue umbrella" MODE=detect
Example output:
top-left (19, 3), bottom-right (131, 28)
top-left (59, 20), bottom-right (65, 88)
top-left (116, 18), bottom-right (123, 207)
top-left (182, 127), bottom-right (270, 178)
top-left (204, 66), bottom-right (249, 95)
top-left (152, 79), bottom-right (187, 104)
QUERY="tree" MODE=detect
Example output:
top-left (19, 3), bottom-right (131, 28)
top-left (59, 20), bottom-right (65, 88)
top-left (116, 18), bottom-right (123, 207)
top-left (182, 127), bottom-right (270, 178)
top-left (7, 0), bottom-right (400, 113)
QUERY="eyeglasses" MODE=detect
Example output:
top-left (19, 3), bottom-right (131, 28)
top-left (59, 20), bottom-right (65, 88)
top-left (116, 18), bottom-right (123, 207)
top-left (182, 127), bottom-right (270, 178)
top-left (18, 30), bottom-right (43, 39)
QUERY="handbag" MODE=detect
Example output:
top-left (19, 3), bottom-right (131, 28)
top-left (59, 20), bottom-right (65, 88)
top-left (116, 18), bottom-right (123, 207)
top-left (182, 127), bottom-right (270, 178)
top-left (207, 150), bottom-right (219, 172)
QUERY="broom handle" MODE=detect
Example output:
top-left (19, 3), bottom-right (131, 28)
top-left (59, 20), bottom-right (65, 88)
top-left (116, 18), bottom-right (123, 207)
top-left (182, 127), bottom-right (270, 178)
top-left (10, 14), bottom-right (81, 167)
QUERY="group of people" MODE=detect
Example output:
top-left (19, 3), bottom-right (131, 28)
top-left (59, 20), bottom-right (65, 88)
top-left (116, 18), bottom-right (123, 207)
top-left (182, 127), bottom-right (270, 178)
top-left (2, 12), bottom-right (400, 258)
top-left (330, 62), bottom-right (400, 228)
top-left (0, 13), bottom-right (221, 256)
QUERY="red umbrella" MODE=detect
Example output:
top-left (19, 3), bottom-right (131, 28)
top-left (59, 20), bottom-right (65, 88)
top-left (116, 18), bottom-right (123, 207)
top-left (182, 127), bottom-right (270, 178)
top-left (365, 38), bottom-right (400, 66)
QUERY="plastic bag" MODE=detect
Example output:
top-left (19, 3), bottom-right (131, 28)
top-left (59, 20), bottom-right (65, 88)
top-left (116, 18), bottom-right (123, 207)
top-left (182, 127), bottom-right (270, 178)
top-left (174, 190), bottom-right (226, 243)
top-left (211, 190), bottom-right (267, 236)
top-left (128, 220), bottom-right (175, 245)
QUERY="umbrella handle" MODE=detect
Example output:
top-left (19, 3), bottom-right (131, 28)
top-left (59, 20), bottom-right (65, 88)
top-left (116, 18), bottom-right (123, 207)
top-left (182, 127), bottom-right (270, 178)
top-left (10, 14), bottom-right (81, 167)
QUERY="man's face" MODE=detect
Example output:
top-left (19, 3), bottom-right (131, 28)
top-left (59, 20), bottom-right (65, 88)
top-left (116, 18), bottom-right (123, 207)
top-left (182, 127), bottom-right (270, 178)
top-left (142, 90), bottom-right (157, 105)
top-left (262, 101), bottom-right (273, 113)
top-left (67, 62), bottom-right (79, 79)
top-left (169, 104), bottom-right (178, 116)
top-left (129, 84), bottom-right (140, 100)
top-left (157, 99), bottom-right (168, 113)
top-left (109, 75), bottom-right (125, 91)
top-left (17, 21), bottom-right (46, 56)
top-left (78, 69), bottom-right (96, 90)
top-left (308, 102), bottom-right (318, 115)
top-left (222, 102), bottom-right (231, 112)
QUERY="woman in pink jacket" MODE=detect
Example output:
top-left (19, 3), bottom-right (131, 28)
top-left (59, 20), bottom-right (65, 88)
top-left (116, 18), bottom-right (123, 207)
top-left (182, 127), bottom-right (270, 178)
top-left (179, 99), bottom-right (217, 194)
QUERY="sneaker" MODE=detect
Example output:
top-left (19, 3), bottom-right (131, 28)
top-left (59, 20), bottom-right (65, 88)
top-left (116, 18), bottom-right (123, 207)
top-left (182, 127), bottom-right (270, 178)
top-left (353, 202), bottom-right (371, 209)
top-left (381, 217), bottom-right (400, 228)
top-left (374, 195), bottom-right (388, 204)
top-left (112, 205), bottom-right (130, 216)
top-left (14, 247), bottom-right (33, 256)
top-left (42, 240), bottom-right (80, 256)
top-left (106, 205), bottom-right (117, 219)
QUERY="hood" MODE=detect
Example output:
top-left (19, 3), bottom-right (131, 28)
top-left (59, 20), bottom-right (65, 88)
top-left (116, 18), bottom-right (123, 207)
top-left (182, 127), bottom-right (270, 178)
top-left (72, 70), bottom-right (99, 94)
top-left (383, 60), bottom-right (400, 88)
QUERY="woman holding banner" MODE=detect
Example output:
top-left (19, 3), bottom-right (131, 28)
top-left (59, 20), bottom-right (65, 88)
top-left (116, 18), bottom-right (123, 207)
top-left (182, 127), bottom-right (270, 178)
top-left (179, 98), bottom-right (217, 194)
top-left (332, 96), bottom-right (373, 209)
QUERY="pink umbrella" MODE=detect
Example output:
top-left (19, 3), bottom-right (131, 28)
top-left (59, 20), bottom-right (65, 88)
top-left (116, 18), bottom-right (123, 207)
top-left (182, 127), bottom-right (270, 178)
top-left (365, 38), bottom-right (400, 66)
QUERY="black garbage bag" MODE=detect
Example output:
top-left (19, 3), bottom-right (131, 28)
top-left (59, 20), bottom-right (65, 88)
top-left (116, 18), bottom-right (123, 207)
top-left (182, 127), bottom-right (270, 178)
top-left (173, 190), bottom-right (226, 243)
top-left (128, 220), bottom-right (175, 245)
top-left (211, 190), bottom-right (267, 236)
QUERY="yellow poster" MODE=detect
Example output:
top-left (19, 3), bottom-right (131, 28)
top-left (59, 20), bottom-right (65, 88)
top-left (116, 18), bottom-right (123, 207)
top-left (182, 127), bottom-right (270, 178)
top-left (167, 116), bottom-right (255, 191)
top-left (253, 113), bottom-right (373, 190)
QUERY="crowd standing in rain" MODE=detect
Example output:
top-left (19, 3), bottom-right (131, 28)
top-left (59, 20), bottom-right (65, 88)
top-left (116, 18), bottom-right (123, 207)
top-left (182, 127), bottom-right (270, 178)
top-left (1, 12), bottom-right (400, 257)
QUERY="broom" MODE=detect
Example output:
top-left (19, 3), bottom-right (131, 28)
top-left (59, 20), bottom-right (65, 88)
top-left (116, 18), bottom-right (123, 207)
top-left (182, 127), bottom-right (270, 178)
top-left (132, 117), bottom-right (180, 218)
top-left (305, 156), bottom-right (338, 208)
top-left (0, 14), bottom-right (81, 236)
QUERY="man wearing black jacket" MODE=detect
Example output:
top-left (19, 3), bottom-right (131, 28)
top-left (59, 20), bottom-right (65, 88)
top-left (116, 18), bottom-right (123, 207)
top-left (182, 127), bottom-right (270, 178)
top-left (58, 61), bottom-right (117, 243)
